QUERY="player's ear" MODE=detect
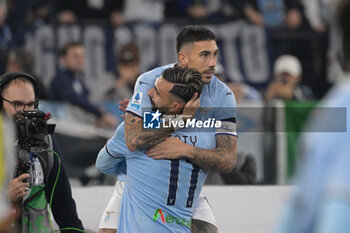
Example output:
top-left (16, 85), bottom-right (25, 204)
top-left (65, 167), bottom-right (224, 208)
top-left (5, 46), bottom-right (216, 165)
top-left (178, 52), bottom-right (187, 67)
top-left (170, 101), bottom-right (183, 114)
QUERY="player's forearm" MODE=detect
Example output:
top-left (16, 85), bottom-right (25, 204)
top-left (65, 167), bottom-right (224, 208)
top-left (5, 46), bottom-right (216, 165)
top-left (187, 148), bottom-right (235, 173)
top-left (186, 135), bottom-right (237, 173)
top-left (125, 112), bottom-right (172, 151)
top-left (127, 130), bottom-right (170, 151)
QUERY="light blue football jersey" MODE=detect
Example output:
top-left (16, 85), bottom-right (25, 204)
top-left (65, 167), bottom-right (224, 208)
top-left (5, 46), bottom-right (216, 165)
top-left (126, 64), bottom-right (238, 135)
top-left (105, 122), bottom-right (215, 232)
top-left (98, 63), bottom-right (237, 232)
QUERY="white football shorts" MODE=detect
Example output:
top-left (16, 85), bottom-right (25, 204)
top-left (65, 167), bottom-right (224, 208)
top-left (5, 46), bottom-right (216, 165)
top-left (99, 179), bottom-right (125, 229)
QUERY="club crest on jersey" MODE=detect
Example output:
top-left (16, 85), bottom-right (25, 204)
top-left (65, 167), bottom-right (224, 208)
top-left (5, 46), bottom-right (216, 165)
top-left (131, 92), bottom-right (142, 110)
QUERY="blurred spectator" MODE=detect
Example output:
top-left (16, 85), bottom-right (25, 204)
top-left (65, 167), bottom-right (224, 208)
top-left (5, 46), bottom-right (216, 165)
top-left (302, 0), bottom-right (344, 83)
top-left (226, 0), bottom-right (303, 29)
top-left (301, 0), bottom-right (339, 32)
top-left (227, 82), bottom-right (262, 102)
top-left (221, 152), bottom-right (257, 184)
top-left (49, 41), bottom-right (117, 129)
top-left (29, 0), bottom-right (55, 26)
top-left (6, 48), bottom-right (47, 99)
top-left (104, 42), bottom-right (140, 102)
top-left (123, 0), bottom-right (165, 24)
top-left (274, 1), bottom-right (350, 232)
top-left (165, 0), bottom-right (223, 21)
top-left (0, 1), bottom-right (11, 46)
top-left (6, 49), bottom-right (34, 74)
top-left (5, 0), bottom-right (55, 46)
top-left (5, 0), bottom-right (29, 45)
top-left (215, 63), bottom-right (262, 102)
top-left (265, 55), bottom-right (314, 101)
top-left (56, 0), bottom-right (124, 27)
top-left (0, 1), bottom-right (11, 74)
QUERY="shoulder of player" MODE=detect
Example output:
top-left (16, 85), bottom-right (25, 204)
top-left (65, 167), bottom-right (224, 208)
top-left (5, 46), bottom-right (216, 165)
top-left (207, 76), bottom-right (233, 97)
top-left (138, 63), bottom-right (174, 82)
top-left (115, 122), bottom-right (126, 138)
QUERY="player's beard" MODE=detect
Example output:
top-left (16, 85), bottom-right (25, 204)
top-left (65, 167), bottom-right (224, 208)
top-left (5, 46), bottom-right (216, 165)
top-left (202, 68), bottom-right (215, 83)
top-left (183, 65), bottom-right (214, 84)
top-left (150, 99), bottom-right (167, 114)
top-left (150, 98), bottom-right (157, 112)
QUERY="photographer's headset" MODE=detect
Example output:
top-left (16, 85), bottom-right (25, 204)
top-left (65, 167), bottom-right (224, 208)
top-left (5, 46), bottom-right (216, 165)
top-left (0, 72), bottom-right (40, 110)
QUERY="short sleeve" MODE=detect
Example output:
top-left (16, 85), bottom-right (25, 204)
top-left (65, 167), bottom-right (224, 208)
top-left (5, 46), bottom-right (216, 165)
top-left (105, 123), bottom-right (130, 157)
top-left (125, 64), bottom-right (173, 117)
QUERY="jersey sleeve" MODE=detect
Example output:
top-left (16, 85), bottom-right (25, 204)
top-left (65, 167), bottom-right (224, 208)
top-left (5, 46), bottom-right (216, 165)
top-left (105, 123), bottom-right (129, 158)
top-left (125, 74), bottom-right (153, 118)
top-left (213, 82), bottom-right (237, 137)
top-left (95, 147), bottom-right (126, 176)
top-left (125, 64), bottom-right (173, 117)
top-left (96, 123), bottom-right (128, 175)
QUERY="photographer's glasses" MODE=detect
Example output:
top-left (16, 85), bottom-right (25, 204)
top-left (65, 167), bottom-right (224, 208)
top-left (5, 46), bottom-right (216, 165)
top-left (1, 97), bottom-right (37, 111)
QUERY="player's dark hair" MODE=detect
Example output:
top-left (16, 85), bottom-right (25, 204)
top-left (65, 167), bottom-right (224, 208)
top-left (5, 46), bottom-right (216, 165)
top-left (162, 66), bottom-right (203, 102)
top-left (176, 25), bottom-right (216, 54)
top-left (59, 41), bottom-right (83, 57)
top-left (338, 0), bottom-right (350, 71)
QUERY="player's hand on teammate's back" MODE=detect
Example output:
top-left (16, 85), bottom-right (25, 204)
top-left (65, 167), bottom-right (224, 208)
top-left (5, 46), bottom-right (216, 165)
top-left (119, 99), bottom-right (129, 112)
top-left (146, 137), bottom-right (193, 160)
top-left (119, 99), bottom-right (130, 119)
top-left (182, 92), bottom-right (200, 121)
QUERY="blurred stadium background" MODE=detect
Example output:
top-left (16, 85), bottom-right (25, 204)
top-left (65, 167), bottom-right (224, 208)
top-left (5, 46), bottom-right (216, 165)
top-left (0, 0), bottom-right (342, 232)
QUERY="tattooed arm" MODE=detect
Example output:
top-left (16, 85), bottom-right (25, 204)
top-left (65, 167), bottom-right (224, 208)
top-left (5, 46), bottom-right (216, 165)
top-left (189, 134), bottom-right (237, 173)
top-left (147, 134), bottom-right (237, 173)
top-left (124, 112), bottom-right (172, 151)
top-left (125, 93), bottom-right (200, 152)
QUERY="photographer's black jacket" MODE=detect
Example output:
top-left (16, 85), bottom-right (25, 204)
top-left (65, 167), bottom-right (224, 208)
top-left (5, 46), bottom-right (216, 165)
top-left (45, 136), bottom-right (84, 232)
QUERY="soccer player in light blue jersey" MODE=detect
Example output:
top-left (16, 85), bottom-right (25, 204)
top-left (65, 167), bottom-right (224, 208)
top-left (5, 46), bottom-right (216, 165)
top-left (98, 25), bottom-right (238, 233)
top-left (125, 25), bottom-right (237, 172)
top-left (98, 66), bottom-right (211, 232)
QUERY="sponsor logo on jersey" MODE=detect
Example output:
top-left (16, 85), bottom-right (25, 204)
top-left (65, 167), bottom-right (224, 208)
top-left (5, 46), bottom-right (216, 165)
top-left (153, 208), bottom-right (191, 228)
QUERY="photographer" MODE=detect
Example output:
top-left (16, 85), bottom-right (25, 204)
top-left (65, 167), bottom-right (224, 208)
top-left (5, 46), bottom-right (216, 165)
top-left (0, 72), bottom-right (84, 232)
top-left (265, 55), bottom-right (315, 101)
